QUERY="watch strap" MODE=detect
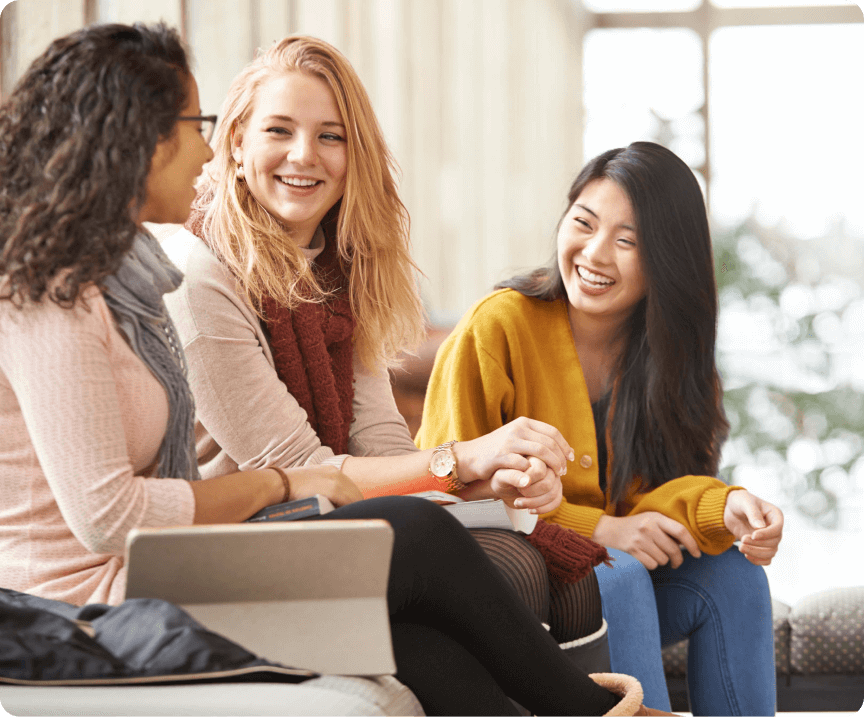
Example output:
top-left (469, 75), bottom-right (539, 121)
top-left (431, 440), bottom-right (466, 494)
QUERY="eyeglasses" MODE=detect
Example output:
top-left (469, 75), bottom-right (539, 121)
top-left (177, 115), bottom-right (218, 144)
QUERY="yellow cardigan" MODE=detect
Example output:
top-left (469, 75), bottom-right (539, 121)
top-left (416, 289), bottom-right (742, 555)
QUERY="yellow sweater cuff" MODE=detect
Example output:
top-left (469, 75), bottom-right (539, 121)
top-left (696, 484), bottom-right (745, 546)
top-left (546, 501), bottom-right (606, 539)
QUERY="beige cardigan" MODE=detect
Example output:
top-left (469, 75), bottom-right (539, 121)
top-left (157, 225), bottom-right (419, 486)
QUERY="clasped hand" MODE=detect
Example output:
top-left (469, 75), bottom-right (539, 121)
top-left (455, 417), bottom-right (573, 515)
top-left (592, 511), bottom-right (702, 570)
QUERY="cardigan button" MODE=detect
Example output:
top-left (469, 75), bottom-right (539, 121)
top-left (580, 454), bottom-right (593, 469)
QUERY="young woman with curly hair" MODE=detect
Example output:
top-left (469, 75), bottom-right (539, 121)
top-left (0, 24), bottom-right (669, 715)
top-left (417, 142), bottom-right (783, 716)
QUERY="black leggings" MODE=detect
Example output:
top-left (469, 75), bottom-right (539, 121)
top-left (317, 496), bottom-right (619, 716)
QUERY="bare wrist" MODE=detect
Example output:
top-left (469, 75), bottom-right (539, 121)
top-left (592, 514), bottom-right (612, 542)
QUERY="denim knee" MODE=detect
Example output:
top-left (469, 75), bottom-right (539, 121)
top-left (653, 547), bottom-right (771, 610)
top-left (652, 547), bottom-right (773, 645)
top-left (596, 548), bottom-right (654, 593)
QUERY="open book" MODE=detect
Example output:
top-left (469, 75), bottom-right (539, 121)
top-left (409, 491), bottom-right (538, 534)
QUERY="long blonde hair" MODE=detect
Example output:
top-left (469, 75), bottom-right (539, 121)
top-left (195, 35), bottom-right (425, 369)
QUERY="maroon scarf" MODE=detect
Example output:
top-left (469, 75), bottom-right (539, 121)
top-left (527, 520), bottom-right (613, 584)
top-left (187, 211), bottom-right (355, 455)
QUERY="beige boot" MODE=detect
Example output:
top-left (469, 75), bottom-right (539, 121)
top-left (589, 673), bottom-right (678, 716)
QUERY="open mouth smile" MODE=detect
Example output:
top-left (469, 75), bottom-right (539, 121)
top-left (277, 176), bottom-right (322, 188)
top-left (577, 265), bottom-right (615, 290)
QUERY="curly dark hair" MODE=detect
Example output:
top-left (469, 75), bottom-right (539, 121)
top-left (0, 22), bottom-right (190, 307)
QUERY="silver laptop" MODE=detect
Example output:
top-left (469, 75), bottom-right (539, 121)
top-left (124, 519), bottom-right (396, 676)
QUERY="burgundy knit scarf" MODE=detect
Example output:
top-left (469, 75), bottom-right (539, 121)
top-left (187, 211), bottom-right (355, 455)
top-left (527, 520), bottom-right (613, 584)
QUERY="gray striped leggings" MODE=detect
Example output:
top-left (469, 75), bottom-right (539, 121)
top-left (469, 528), bottom-right (604, 642)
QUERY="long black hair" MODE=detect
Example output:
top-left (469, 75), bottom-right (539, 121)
top-left (498, 141), bottom-right (729, 502)
top-left (0, 22), bottom-right (190, 307)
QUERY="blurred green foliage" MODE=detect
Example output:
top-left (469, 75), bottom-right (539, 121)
top-left (713, 222), bottom-right (863, 529)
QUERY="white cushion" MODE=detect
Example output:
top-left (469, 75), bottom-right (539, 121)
top-left (0, 676), bottom-right (423, 717)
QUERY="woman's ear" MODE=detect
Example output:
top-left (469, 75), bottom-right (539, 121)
top-left (230, 128), bottom-right (243, 165)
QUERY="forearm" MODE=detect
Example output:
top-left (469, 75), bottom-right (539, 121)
top-left (340, 450), bottom-right (443, 498)
top-left (190, 469), bottom-right (284, 524)
top-left (341, 438), bottom-right (519, 498)
top-left (626, 477), bottom-right (744, 553)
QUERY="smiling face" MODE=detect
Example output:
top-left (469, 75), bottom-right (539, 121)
top-left (557, 177), bottom-right (647, 328)
top-left (231, 71), bottom-right (348, 246)
top-left (138, 74), bottom-right (214, 225)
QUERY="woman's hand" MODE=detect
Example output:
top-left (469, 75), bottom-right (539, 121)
top-left (723, 490), bottom-right (784, 566)
top-left (192, 465), bottom-right (361, 525)
top-left (454, 416), bottom-right (574, 485)
top-left (484, 456), bottom-right (564, 514)
top-left (592, 512), bottom-right (702, 570)
top-left (284, 465), bottom-right (364, 508)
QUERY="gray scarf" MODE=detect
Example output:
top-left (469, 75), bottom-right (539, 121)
top-left (102, 229), bottom-right (200, 482)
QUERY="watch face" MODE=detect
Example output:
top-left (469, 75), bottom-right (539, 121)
top-left (430, 451), bottom-right (455, 478)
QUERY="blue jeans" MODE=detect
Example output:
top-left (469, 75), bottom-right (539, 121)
top-left (594, 547), bottom-right (776, 716)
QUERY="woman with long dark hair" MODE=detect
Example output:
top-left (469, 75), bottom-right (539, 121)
top-left (0, 25), bottom-right (668, 715)
top-left (418, 141), bottom-right (783, 716)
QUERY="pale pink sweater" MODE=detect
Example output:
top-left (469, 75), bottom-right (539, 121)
top-left (0, 286), bottom-right (195, 606)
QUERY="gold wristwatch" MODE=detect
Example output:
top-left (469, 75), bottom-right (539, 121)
top-left (430, 440), bottom-right (466, 494)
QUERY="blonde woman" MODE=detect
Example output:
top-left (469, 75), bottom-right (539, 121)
top-left (161, 36), bottom-right (576, 524)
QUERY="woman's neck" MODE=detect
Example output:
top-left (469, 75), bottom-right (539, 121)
top-left (299, 225), bottom-right (326, 258)
top-left (566, 303), bottom-right (629, 361)
top-left (565, 304), bottom-right (633, 402)
top-left (293, 226), bottom-right (317, 249)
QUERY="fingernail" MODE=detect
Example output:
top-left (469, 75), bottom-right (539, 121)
top-left (519, 476), bottom-right (530, 488)
top-left (558, 466), bottom-right (566, 476)
top-left (514, 499), bottom-right (523, 508)
top-left (568, 451), bottom-right (575, 461)
top-left (530, 509), bottom-right (539, 515)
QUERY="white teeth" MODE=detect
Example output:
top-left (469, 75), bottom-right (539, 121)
top-left (278, 177), bottom-right (319, 187)
top-left (577, 266), bottom-right (614, 285)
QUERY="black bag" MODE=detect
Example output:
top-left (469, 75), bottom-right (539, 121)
top-left (0, 588), bottom-right (315, 686)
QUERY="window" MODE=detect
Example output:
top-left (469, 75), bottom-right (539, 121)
top-left (581, 1), bottom-right (864, 603)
